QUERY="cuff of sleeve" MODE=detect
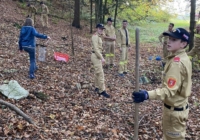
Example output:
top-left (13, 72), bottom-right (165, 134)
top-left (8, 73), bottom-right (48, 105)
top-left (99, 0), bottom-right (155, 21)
top-left (147, 90), bottom-right (157, 100)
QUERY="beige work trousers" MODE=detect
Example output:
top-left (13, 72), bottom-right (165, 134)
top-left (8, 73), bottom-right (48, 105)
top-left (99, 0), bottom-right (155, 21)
top-left (41, 14), bottom-right (49, 27)
top-left (91, 53), bottom-right (105, 93)
top-left (30, 13), bottom-right (36, 25)
top-left (118, 45), bottom-right (128, 74)
top-left (105, 41), bottom-right (115, 65)
top-left (162, 106), bottom-right (189, 140)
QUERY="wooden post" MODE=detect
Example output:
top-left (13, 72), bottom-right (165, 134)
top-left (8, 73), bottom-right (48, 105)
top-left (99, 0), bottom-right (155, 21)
top-left (134, 28), bottom-right (140, 140)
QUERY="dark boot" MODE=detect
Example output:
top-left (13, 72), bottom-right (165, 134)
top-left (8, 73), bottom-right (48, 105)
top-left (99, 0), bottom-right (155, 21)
top-left (100, 91), bottom-right (110, 98)
top-left (95, 88), bottom-right (99, 93)
top-left (123, 71), bottom-right (127, 74)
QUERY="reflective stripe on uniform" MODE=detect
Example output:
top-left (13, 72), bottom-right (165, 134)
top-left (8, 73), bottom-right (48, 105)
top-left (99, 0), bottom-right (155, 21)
top-left (195, 33), bottom-right (200, 38)
top-left (110, 53), bottom-right (114, 57)
top-left (105, 54), bottom-right (111, 57)
top-left (119, 61), bottom-right (124, 65)
top-left (124, 60), bottom-right (128, 64)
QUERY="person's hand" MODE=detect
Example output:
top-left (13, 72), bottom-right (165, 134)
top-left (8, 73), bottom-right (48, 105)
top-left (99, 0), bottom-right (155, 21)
top-left (132, 90), bottom-right (149, 103)
top-left (47, 36), bottom-right (51, 40)
top-left (101, 58), bottom-right (105, 63)
top-left (119, 47), bottom-right (122, 52)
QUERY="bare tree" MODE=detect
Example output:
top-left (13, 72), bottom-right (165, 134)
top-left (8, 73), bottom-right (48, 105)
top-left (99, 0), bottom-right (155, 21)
top-left (114, 0), bottom-right (119, 27)
top-left (189, 0), bottom-right (196, 51)
top-left (72, 0), bottom-right (81, 28)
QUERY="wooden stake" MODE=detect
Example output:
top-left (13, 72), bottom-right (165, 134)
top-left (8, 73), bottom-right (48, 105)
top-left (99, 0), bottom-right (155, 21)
top-left (134, 28), bottom-right (140, 140)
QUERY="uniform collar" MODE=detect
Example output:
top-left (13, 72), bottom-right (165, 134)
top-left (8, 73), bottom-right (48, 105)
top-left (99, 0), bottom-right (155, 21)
top-left (167, 49), bottom-right (185, 59)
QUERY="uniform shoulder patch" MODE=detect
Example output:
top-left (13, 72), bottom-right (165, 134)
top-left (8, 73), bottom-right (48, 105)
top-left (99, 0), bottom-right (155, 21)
top-left (173, 56), bottom-right (180, 62)
top-left (167, 77), bottom-right (176, 88)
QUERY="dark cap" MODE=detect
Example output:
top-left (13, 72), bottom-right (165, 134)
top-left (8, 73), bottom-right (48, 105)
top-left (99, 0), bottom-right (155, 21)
top-left (40, 1), bottom-right (44, 4)
top-left (96, 23), bottom-right (105, 29)
top-left (107, 18), bottom-right (113, 22)
top-left (163, 28), bottom-right (190, 44)
top-left (123, 20), bottom-right (128, 22)
top-left (27, 4), bottom-right (30, 7)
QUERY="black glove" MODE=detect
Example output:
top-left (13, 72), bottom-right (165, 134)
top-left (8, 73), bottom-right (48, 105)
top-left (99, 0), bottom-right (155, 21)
top-left (132, 90), bottom-right (149, 103)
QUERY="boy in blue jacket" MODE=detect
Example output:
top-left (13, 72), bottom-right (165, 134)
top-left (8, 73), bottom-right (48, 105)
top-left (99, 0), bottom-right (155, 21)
top-left (19, 18), bottom-right (50, 79)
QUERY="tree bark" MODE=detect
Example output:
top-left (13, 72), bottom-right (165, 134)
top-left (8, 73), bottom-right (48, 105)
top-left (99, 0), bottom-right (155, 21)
top-left (0, 99), bottom-right (34, 124)
top-left (99, 0), bottom-right (103, 23)
top-left (114, 0), bottom-right (118, 27)
top-left (72, 0), bottom-right (81, 28)
top-left (189, 0), bottom-right (196, 51)
top-left (90, 0), bottom-right (93, 33)
top-left (69, 0), bottom-right (75, 55)
top-left (95, 0), bottom-right (99, 24)
top-left (103, 0), bottom-right (108, 24)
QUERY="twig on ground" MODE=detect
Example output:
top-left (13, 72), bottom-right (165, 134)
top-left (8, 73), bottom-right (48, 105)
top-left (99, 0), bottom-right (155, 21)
top-left (0, 99), bottom-right (34, 124)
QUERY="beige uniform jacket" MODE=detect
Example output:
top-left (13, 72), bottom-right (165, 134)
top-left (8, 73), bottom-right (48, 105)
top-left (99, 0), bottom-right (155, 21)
top-left (116, 27), bottom-right (130, 47)
top-left (104, 25), bottom-right (115, 41)
top-left (92, 33), bottom-right (103, 60)
top-left (41, 4), bottom-right (49, 14)
top-left (148, 49), bottom-right (192, 107)
top-left (28, 6), bottom-right (37, 14)
top-left (159, 30), bottom-right (170, 44)
top-left (194, 30), bottom-right (200, 48)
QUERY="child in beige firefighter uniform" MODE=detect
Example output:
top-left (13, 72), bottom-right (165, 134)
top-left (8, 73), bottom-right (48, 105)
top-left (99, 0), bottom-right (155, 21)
top-left (40, 1), bottom-right (49, 27)
top-left (104, 18), bottom-right (116, 68)
top-left (27, 4), bottom-right (37, 25)
top-left (133, 28), bottom-right (191, 140)
top-left (187, 24), bottom-right (200, 71)
top-left (159, 23), bottom-right (174, 62)
top-left (91, 24), bottom-right (110, 98)
top-left (117, 20), bottom-right (130, 76)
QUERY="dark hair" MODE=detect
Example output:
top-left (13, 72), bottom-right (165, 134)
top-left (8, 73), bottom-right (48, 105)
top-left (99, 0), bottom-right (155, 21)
top-left (170, 23), bottom-right (174, 27)
top-left (180, 40), bottom-right (189, 48)
top-left (23, 18), bottom-right (33, 26)
top-left (40, 1), bottom-right (44, 5)
top-left (123, 20), bottom-right (128, 22)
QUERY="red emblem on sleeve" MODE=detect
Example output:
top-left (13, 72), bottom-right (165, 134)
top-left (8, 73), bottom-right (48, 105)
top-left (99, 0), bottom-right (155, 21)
top-left (173, 56), bottom-right (180, 62)
top-left (167, 77), bottom-right (176, 88)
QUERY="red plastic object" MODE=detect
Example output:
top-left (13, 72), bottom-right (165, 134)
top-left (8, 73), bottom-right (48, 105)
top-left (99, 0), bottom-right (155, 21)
top-left (54, 52), bottom-right (70, 62)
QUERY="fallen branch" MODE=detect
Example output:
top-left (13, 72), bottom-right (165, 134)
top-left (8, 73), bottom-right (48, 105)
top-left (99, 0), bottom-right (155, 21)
top-left (0, 99), bottom-right (34, 124)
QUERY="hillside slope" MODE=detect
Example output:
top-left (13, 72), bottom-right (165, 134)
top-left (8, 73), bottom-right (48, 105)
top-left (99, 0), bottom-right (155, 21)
top-left (0, 1), bottom-right (199, 139)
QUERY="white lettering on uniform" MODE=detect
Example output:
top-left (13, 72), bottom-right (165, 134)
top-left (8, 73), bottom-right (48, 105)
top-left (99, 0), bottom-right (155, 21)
top-left (166, 131), bottom-right (181, 138)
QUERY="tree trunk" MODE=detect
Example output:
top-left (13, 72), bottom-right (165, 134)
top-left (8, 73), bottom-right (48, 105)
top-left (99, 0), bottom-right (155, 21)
top-left (99, 0), bottom-right (103, 23)
top-left (103, 0), bottom-right (108, 23)
top-left (69, 0), bottom-right (75, 55)
top-left (189, 0), bottom-right (196, 51)
top-left (95, 0), bottom-right (99, 24)
top-left (114, 0), bottom-right (118, 27)
top-left (90, 0), bottom-right (93, 33)
top-left (72, 0), bottom-right (81, 28)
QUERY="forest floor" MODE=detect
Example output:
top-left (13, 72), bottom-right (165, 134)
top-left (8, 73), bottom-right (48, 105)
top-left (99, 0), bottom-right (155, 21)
top-left (0, 1), bottom-right (199, 140)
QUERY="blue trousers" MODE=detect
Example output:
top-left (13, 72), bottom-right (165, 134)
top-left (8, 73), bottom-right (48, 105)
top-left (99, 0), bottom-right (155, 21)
top-left (23, 46), bottom-right (37, 76)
